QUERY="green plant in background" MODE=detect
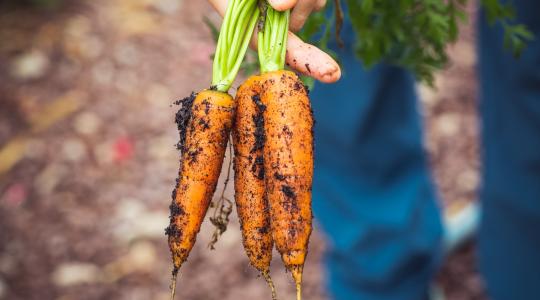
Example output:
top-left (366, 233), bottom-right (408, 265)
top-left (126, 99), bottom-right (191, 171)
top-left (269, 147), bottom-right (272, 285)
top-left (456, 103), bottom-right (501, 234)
top-left (300, 0), bottom-right (534, 85)
top-left (480, 0), bottom-right (533, 55)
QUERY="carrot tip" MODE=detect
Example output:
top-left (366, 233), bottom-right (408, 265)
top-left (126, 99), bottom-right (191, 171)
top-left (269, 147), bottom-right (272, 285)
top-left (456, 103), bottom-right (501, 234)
top-left (291, 265), bottom-right (303, 300)
top-left (169, 272), bottom-right (178, 300)
top-left (262, 271), bottom-right (278, 300)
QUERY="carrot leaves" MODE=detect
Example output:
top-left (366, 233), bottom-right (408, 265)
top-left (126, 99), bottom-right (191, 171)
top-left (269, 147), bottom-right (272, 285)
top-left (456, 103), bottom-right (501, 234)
top-left (212, 0), bottom-right (260, 92)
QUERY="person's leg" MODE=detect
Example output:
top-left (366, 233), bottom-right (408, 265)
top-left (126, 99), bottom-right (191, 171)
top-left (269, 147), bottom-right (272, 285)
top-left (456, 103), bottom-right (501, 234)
top-left (478, 1), bottom-right (540, 299)
top-left (310, 15), bottom-right (443, 300)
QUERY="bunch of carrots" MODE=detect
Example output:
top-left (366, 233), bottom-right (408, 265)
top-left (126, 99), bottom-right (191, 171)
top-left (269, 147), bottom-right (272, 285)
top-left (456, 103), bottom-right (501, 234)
top-left (165, 1), bottom-right (328, 299)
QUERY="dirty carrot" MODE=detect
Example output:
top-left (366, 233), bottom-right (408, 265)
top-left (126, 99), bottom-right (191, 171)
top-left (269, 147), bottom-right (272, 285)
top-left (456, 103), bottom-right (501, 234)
top-left (165, 1), bottom-right (260, 299)
top-left (261, 70), bottom-right (313, 300)
top-left (166, 89), bottom-right (235, 282)
top-left (258, 4), bottom-right (314, 300)
top-left (232, 75), bottom-right (277, 299)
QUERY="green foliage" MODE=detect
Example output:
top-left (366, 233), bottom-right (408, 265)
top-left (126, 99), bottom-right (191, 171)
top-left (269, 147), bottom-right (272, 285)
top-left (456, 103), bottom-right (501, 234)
top-left (480, 0), bottom-right (534, 56)
top-left (302, 0), bottom-right (534, 85)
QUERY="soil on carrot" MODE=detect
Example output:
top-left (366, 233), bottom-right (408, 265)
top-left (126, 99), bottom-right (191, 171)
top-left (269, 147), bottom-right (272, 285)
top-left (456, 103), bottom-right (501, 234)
top-left (0, 1), bottom-right (483, 300)
top-left (249, 92), bottom-right (266, 180)
top-left (273, 172), bottom-right (286, 181)
top-left (251, 94), bottom-right (266, 152)
top-left (281, 185), bottom-right (297, 200)
top-left (251, 155), bottom-right (264, 180)
top-left (167, 91), bottom-right (198, 242)
top-left (174, 93), bottom-right (196, 151)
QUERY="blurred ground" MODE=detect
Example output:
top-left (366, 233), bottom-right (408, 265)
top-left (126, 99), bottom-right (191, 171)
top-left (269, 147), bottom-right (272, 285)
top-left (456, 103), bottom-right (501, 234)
top-left (0, 0), bottom-right (484, 299)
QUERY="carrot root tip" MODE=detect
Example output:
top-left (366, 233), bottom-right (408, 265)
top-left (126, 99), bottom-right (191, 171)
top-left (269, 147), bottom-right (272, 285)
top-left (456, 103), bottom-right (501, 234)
top-left (169, 272), bottom-right (178, 300)
top-left (262, 270), bottom-right (278, 300)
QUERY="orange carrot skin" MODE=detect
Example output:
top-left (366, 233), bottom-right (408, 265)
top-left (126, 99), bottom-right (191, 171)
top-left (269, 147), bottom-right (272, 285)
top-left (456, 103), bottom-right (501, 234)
top-left (232, 75), bottom-right (274, 273)
top-left (260, 70), bottom-right (313, 284)
top-left (166, 90), bottom-right (235, 273)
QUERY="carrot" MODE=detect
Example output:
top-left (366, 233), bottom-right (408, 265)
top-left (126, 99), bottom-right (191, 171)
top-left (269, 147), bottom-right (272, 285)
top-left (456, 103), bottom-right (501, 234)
top-left (165, 1), bottom-right (260, 299)
top-left (257, 5), bottom-right (314, 300)
top-left (232, 75), bottom-right (277, 299)
top-left (260, 70), bottom-right (313, 299)
top-left (166, 89), bottom-right (235, 273)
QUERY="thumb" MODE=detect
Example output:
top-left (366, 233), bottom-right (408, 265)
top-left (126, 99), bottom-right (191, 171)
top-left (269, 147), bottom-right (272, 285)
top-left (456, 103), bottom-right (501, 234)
top-left (268, 0), bottom-right (298, 11)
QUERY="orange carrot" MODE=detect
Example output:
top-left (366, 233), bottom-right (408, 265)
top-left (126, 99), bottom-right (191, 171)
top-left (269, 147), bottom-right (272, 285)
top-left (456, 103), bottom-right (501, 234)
top-left (232, 76), bottom-right (276, 299)
top-left (260, 70), bottom-right (313, 299)
top-left (166, 1), bottom-right (259, 296)
top-left (166, 90), bottom-right (235, 283)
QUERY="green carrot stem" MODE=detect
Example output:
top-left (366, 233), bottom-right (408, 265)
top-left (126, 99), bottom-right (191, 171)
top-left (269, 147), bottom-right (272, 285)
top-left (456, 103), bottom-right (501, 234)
top-left (212, 0), bottom-right (260, 92)
top-left (258, 3), bottom-right (289, 73)
top-left (227, 0), bottom-right (257, 71)
top-left (226, 0), bottom-right (247, 48)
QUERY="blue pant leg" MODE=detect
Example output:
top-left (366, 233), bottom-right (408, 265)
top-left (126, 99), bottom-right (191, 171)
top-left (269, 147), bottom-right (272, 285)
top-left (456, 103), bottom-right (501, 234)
top-left (310, 21), bottom-right (443, 300)
top-left (478, 1), bottom-right (540, 299)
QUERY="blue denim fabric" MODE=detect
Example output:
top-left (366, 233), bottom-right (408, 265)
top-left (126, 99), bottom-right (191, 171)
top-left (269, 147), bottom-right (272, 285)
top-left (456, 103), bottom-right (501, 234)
top-left (478, 1), bottom-right (540, 299)
top-left (310, 6), bottom-right (443, 299)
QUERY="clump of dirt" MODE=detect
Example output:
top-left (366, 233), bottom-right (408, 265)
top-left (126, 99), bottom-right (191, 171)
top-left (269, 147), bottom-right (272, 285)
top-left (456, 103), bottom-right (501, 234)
top-left (166, 93), bottom-right (197, 247)
top-left (274, 172), bottom-right (286, 181)
top-left (251, 94), bottom-right (266, 153)
top-left (174, 92), bottom-right (196, 151)
top-left (248, 93), bottom-right (266, 180)
top-left (251, 155), bottom-right (264, 180)
top-left (281, 185), bottom-right (296, 199)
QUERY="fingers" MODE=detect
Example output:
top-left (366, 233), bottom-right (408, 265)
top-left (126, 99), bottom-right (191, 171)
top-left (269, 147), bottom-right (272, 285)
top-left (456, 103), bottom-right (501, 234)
top-left (289, 0), bottom-right (327, 32)
top-left (268, 0), bottom-right (298, 11)
top-left (285, 32), bottom-right (341, 83)
top-left (289, 0), bottom-right (317, 32)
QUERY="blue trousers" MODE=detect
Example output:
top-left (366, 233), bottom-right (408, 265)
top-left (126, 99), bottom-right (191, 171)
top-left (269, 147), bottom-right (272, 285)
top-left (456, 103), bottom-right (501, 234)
top-left (311, 1), bottom-right (540, 299)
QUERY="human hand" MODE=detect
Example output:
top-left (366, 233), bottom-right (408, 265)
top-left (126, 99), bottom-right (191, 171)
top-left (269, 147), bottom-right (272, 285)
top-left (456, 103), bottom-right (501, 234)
top-left (272, 0), bottom-right (327, 32)
top-left (208, 0), bottom-right (341, 83)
